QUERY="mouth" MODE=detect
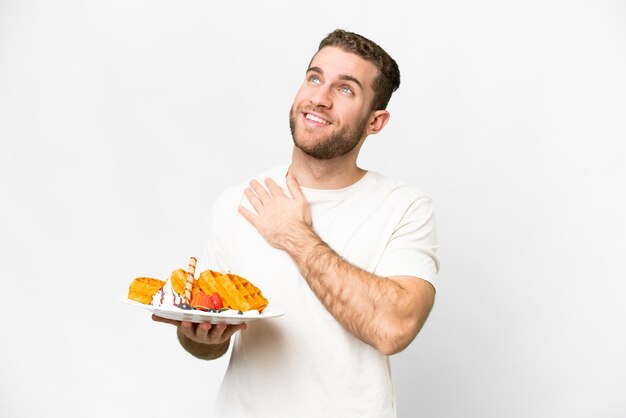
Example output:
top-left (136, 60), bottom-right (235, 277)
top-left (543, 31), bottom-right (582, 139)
top-left (303, 112), bottom-right (331, 125)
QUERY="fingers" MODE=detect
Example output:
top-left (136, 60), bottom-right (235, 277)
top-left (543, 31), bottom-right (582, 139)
top-left (264, 177), bottom-right (286, 198)
top-left (242, 177), bottom-right (288, 218)
top-left (179, 321), bottom-right (247, 345)
top-left (179, 321), bottom-right (209, 342)
top-left (243, 187), bottom-right (264, 214)
top-left (286, 175), bottom-right (306, 202)
top-left (238, 205), bottom-right (257, 226)
top-left (189, 322), bottom-right (215, 341)
top-left (249, 179), bottom-right (271, 202)
top-left (247, 178), bottom-right (286, 205)
top-left (222, 323), bottom-right (248, 340)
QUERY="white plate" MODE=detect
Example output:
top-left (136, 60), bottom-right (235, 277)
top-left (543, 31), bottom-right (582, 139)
top-left (119, 296), bottom-right (284, 324)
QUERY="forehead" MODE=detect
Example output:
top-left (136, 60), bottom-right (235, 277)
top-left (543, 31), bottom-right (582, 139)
top-left (309, 46), bottom-right (379, 90)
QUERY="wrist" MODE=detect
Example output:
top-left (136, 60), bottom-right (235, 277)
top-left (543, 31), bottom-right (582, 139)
top-left (281, 224), bottom-right (322, 259)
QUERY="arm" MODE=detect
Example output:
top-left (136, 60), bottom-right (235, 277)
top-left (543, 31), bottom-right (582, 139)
top-left (152, 315), bottom-right (246, 360)
top-left (239, 176), bottom-right (435, 355)
top-left (282, 229), bottom-right (434, 355)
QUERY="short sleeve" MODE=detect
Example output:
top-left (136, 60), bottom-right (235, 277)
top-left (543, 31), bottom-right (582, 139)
top-left (374, 196), bottom-right (439, 288)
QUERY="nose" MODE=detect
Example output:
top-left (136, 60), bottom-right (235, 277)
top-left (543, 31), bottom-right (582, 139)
top-left (309, 85), bottom-right (332, 109)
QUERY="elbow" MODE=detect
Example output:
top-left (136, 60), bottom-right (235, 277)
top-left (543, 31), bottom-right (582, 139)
top-left (370, 279), bottom-right (435, 355)
top-left (373, 319), bottom-right (421, 356)
top-left (376, 342), bottom-right (407, 356)
top-left (375, 333), bottom-right (414, 356)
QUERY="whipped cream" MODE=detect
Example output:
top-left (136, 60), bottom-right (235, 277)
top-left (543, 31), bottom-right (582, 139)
top-left (151, 280), bottom-right (184, 308)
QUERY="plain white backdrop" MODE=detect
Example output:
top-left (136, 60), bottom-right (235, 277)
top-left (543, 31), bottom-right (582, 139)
top-left (1, 1), bottom-right (625, 417)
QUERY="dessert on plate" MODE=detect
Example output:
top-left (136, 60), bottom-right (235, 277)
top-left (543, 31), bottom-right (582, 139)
top-left (127, 257), bottom-right (268, 314)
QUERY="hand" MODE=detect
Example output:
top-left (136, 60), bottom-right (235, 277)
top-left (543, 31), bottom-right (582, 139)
top-left (238, 176), bottom-right (312, 250)
top-left (151, 314), bottom-right (247, 345)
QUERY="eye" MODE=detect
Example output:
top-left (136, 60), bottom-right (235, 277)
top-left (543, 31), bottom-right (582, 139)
top-left (339, 85), bottom-right (354, 95)
top-left (309, 75), bottom-right (321, 85)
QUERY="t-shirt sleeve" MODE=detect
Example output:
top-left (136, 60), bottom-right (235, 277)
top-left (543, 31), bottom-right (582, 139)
top-left (374, 195), bottom-right (439, 288)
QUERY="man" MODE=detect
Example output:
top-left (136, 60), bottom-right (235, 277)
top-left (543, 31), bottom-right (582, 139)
top-left (153, 29), bottom-right (439, 417)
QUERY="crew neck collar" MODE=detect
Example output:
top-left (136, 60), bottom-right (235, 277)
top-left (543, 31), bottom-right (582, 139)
top-left (272, 163), bottom-right (373, 200)
top-left (299, 170), bottom-right (371, 195)
top-left (280, 164), bottom-right (371, 194)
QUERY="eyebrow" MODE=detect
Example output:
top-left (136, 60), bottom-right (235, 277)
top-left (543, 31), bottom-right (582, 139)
top-left (307, 66), bottom-right (363, 90)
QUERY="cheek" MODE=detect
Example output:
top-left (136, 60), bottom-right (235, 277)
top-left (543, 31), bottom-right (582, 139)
top-left (341, 105), bottom-right (366, 122)
top-left (292, 85), bottom-right (310, 104)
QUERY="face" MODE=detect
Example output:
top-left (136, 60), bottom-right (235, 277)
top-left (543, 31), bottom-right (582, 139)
top-left (289, 46), bottom-right (380, 160)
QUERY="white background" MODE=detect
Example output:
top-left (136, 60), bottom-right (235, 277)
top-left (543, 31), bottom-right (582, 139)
top-left (1, 1), bottom-right (625, 417)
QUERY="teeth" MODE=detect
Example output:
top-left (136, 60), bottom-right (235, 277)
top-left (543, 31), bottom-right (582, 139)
top-left (305, 113), bottom-right (330, 124)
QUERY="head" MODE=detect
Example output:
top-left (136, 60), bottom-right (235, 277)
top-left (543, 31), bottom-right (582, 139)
top-left (317, 29), bottom-right (400, 112)
top-left (289, 30), bottom-right (400, 160)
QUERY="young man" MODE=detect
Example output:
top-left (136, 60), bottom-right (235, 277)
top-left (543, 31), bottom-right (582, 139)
top-left (154, 29), bottom-right (439, 417)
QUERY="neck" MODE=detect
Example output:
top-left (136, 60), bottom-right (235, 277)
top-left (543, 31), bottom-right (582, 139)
top-left (288, 147), bottom-right (366, 190)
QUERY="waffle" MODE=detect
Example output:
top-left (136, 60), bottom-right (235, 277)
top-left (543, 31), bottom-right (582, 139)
top-left (169, 268), bottom-right (189, 296)
top-left (128, 277), bottom-right (166, 304)
top-left (198, 270), bottom-right (268, 312)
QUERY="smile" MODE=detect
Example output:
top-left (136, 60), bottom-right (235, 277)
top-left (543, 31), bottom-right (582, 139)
top-left (304, 112), bottom-right (331, 125)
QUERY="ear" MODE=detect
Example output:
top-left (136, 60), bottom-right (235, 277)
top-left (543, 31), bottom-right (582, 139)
top-left (366, 110), bottom-right (390, 136)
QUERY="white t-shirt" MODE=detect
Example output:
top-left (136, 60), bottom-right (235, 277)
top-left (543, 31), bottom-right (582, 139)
top-left (203, 164), bottom-right (439, 418)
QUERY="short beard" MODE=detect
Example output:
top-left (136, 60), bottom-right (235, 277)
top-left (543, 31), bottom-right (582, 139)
top-left (289, 106), bottom-right (369, 160)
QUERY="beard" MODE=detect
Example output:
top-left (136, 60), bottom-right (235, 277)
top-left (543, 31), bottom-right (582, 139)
top-left (289, 105), bottom-right (369, 160)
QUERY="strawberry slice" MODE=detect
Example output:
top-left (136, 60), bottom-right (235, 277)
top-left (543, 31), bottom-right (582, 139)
top-left (211, 292), bottom-right (224, 310)
top-left (191, 292), bottom-right (214, 310)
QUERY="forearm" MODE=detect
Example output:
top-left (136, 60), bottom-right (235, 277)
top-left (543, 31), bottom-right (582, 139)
top-left (285, 227), bottom-right (432, 355)
top-left (177, 328), bottom-right (230, 360)
top-left (239, 176), bottom-right (434, 355)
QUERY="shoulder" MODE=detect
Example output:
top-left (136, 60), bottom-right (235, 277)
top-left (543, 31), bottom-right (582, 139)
top-left (213, 164), bottom-right (290, 208)
top-left (365, 171), bottom-right (434, 205)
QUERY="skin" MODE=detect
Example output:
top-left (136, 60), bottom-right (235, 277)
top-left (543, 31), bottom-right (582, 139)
top-left (155, 46), bottom-right (435, 357)
top-left (152, 315), bottom-right (246, 360)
